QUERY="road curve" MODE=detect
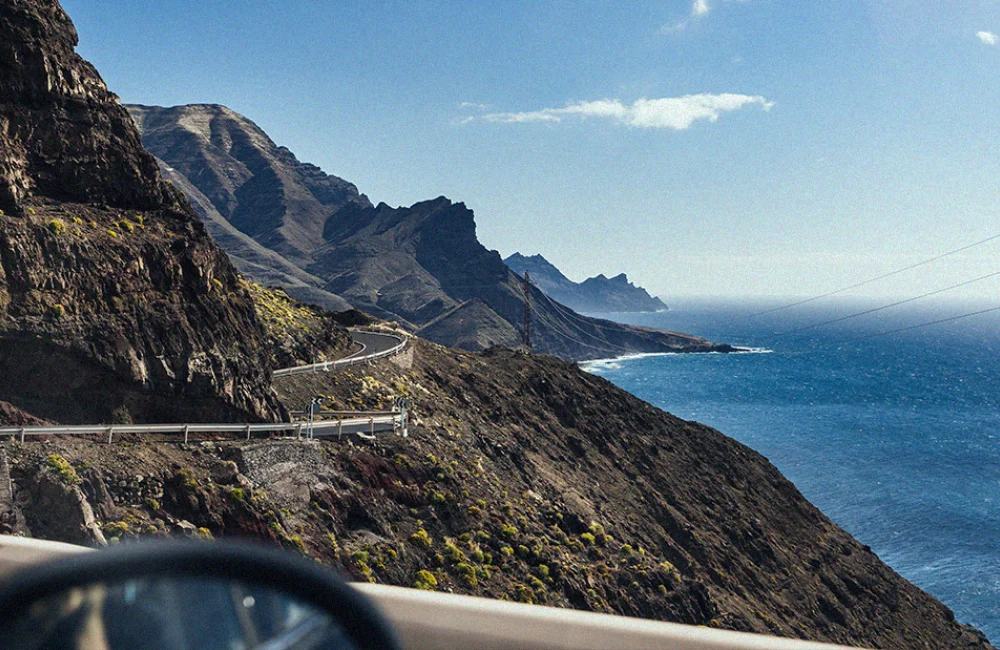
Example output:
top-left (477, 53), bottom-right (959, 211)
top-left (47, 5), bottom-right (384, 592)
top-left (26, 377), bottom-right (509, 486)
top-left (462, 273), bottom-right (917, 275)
top-left (272, 330), bottom-right (406, 378)
top-left (349, 331), bottom-right (400, 358)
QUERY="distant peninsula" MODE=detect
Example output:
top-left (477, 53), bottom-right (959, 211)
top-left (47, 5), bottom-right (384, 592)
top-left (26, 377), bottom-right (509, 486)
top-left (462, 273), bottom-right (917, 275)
top-left (505, 253), bottom-right (667, 314)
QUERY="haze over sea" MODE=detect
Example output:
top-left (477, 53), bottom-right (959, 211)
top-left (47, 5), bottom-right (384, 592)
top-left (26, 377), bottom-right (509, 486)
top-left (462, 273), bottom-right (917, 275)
top-left (583, 299), bottom-right (1000, 642)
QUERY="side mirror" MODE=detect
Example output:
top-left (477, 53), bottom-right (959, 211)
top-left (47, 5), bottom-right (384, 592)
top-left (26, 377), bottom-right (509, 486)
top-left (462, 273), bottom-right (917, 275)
top-left (0, 541), bottom-right (401, 650)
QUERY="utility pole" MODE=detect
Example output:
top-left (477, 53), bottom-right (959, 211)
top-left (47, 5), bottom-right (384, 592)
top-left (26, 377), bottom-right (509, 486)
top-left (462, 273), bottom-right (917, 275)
top-left (522, 271), bottom-right (532, 354)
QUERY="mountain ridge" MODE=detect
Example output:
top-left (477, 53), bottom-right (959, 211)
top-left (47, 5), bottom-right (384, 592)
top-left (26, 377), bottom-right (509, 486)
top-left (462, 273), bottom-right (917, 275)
top-left (128, 103), bottom-right (727, 361)
top-left (505, 252), bottom-right (668, 314)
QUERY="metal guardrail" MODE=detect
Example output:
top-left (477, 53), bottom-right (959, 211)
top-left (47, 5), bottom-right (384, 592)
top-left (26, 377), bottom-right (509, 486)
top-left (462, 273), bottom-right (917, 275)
top-left (273, 331), bottom-right (407, 379)
top-left (0, 411), bottom-right (406, 444)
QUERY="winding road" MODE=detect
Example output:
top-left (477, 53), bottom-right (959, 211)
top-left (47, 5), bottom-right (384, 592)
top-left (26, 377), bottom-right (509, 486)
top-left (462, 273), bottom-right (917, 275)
top-left (272, 330), bottom-right (407, 378)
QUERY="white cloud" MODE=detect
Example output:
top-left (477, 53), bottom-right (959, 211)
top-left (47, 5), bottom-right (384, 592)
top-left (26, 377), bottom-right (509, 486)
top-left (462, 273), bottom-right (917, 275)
top-left (978, 31), bottom-right (998, 45)
top-left (692, 0), bottom-right (710, 17)
top-left (475, 94), bottom-right (774, 130)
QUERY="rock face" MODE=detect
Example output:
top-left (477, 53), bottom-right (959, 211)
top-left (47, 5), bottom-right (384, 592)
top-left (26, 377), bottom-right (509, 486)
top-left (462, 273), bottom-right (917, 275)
top-left (129, 104), bottom-right (729, 361)
top-left (506, 252), bottom-right (668, 314)
top-left (0, 0), bottom-right (282, 423)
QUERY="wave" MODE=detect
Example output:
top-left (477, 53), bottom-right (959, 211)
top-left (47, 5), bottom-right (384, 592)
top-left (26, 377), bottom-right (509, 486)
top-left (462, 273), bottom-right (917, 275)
top-left (580, 347), bottom-right (773, 372)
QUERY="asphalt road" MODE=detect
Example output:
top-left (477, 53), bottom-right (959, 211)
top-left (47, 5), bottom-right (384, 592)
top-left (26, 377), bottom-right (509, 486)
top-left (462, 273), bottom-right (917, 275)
top-left (346, 331), bottom-right (401, 359)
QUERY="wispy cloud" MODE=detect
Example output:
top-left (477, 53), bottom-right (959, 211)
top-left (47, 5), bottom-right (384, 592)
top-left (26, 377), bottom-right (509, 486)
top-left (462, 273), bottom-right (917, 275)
top-left (662, 0), bottom-right (749, 35)
top-left (471, 94), bottom-right (774, 130)
top-left (978, 31), bottom-right (998, 46)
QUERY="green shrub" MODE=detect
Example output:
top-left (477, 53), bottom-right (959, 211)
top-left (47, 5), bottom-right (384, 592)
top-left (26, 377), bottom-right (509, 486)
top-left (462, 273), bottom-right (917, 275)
top-left (50, 304), bottom-right (65, 318)
top-left (106, 229), bottom-right (118, 238)
top-left (529, 576), bottom-right (545, 590)
top-left (175, 468), bottom-right (198, 491)
top-left (455, 562), bottom-right (477, 587)
top-left (409, 528), bottom-right (432, 549)
top-left (228, 487), bottom-right (245, 502)
top-left (44, 454), bottom-right (80, 486)
top-left (469, 548), bottom-right (485, 563)
top-left (444, 543), bottom-right (466, 563)
top-left (580, 532), bottom-right (596, 546)
top-left (72, 217), bottom-right (83, 225)
top-left (500, 546), bottom-right (514, 557)
top-left (103, 521), bottom-right (129, 538)
top-left (47, 219), bottom-right (65, 235)
top-left (144, 498), bottom-right (160, 511)
top-left (536, 565), bottom-right (550, 579)
top-left (413, 570), bottom-right (437, 591)
top-left (514, 584), bottom-right (536, 604)
top-left (500, 523), bottom-right (518, 540)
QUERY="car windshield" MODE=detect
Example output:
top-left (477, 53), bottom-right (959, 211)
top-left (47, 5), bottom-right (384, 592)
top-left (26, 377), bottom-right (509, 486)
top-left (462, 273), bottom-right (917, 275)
top-left (5, 0), bottom-right (1000, 648)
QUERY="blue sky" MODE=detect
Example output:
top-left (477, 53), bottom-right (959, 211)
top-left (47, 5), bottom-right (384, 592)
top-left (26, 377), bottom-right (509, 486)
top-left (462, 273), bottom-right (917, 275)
top-left (62, 0), bottom-right (1000, 299)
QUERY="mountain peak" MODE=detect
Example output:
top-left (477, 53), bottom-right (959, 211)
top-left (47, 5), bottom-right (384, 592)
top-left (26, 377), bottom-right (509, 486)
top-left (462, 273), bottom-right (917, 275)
top-left (505, 253), bottom-right (666, 313)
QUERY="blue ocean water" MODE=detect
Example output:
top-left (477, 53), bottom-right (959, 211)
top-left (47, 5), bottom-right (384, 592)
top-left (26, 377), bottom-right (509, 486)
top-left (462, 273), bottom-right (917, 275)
top-left (582, 299), bottom-right (1000, 641)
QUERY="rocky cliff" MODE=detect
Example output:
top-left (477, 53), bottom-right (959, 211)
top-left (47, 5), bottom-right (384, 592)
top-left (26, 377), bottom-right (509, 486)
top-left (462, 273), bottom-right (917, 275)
top-left (506, 253), bottom-right (668, 314)
top-left (129, 104), bottom-right (728, 361)
top-left (0, 0), bottom-right (282, 423)
top-left (3, 335), bottom-right (991, 649)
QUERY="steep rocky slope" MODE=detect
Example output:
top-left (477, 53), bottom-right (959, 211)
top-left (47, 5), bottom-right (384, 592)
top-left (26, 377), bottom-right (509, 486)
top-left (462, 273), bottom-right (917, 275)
top-left (129, 104), bottom-right (729, 361)
top-left (506, 252), bottom-right (668, 313)
top-left (126, 103), bottom-right (367, 312)
top-left (3, 338), bottom-right (991, 649)
top-left (0, 0), bottom-right (282, 423)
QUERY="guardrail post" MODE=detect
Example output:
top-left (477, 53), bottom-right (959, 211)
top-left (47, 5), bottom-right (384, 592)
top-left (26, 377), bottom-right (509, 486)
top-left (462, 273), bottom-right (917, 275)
top-left (370, 417), bottom-right (375, 436)
top-left (338, 418), bottom-right (343, 439)
top-left (246, 424), bottom-right (252, 440)
top-left (18, 428), bottom-right (25, 444)
top-left (107, 427), bottom-right (114, 445)
top-left (295, 423), bottom-right (302, 440)
top-left (183, 425), bottom-right (190, 445)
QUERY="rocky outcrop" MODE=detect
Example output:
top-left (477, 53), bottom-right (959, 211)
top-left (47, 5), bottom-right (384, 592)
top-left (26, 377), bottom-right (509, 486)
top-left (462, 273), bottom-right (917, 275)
top-left (129, 104), bottom-right (729, 361)
top-left (0, 0), bottom-right (282, 423)
top-left (505, 252), bottom-right (668, 314)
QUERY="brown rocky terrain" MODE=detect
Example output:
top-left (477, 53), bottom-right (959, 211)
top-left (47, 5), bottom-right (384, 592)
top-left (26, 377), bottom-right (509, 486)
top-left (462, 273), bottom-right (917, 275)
top-left (0, 0), bottom-right (282, 423)
top-left (128, 104), bottom-right (732, 361)
top-left (0, 337), bottom-right (991, 649)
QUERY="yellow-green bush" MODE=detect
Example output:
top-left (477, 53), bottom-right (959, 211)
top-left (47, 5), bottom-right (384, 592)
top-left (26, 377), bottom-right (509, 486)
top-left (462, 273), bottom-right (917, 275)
top-left (409, 528), bottom-right (432, 549)
top-left (44, 454), bottom-right (80, 485)
top-left (413, 570), bottom-right (437, 590)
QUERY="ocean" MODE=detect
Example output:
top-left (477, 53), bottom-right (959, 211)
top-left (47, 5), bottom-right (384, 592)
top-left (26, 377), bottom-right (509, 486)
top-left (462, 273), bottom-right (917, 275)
top-left (582, 299), bottom-right (1000, 642)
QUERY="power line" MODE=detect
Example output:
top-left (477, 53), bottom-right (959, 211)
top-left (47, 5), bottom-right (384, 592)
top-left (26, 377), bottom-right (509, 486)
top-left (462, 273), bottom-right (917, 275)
top-left (775, 269), bottom-right (1000, 336)
top-left (532, 287), bottom-right (627, 355)
top-left (843, 305), bottom-right (1000, 343)
top-left (750, 230), bottom-right (1000, 318)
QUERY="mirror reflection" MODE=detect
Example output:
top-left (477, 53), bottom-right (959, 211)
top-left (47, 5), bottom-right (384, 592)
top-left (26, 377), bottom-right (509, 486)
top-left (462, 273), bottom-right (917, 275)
top-left (0, 576), bottom-right (358, 650)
